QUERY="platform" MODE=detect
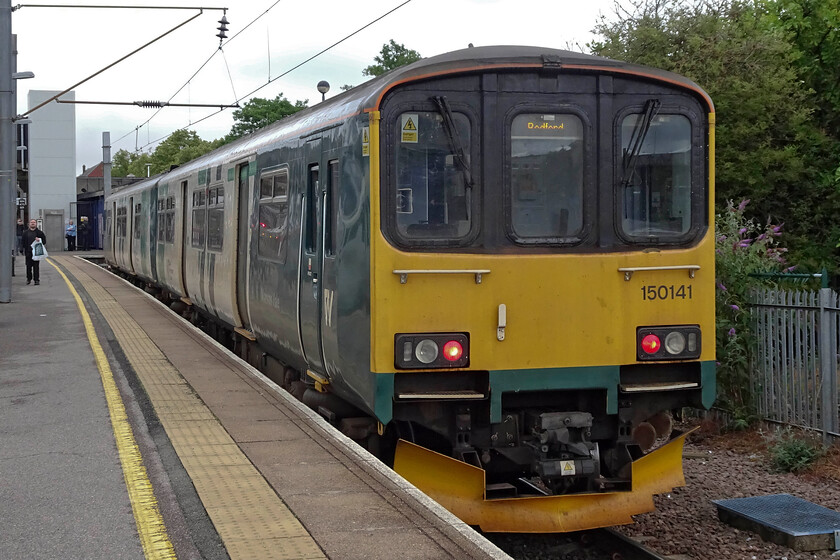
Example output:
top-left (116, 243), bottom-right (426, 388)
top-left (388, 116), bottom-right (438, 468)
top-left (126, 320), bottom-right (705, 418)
top-left (0, 254), bottom-right (510, 560)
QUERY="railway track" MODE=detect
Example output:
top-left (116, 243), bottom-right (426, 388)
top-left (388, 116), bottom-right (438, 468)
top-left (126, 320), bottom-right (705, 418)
top-left (487, 527), bottom-right (670, 560)
top-left (585, 528), bottom-right (670, 560)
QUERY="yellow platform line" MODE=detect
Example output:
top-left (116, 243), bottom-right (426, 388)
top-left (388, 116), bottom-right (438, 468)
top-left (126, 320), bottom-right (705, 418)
top-left (48, 258), bottom-right (176, 560)
top-left (54, 256), bottom-right (325, 560)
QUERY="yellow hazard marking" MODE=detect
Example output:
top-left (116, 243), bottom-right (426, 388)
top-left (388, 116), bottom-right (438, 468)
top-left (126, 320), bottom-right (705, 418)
top-left (401, 114), bottom-right (418, 143)
top-left (561, 460), bottom-right (576, 476)
top-left (362, 126), bottom-right (370, 157)
top-left (49, 259), bottom-right (176, 560)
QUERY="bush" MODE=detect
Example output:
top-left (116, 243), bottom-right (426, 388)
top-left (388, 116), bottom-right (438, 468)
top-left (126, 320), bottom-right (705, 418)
top-left (768, 428), bottom-right (823, 473)
top-left (715, 200), bottom-right (790, 417)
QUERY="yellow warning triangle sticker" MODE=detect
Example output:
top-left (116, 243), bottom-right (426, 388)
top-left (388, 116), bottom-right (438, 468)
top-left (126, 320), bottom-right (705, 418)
top-left (363, 129), bottom-right (369, 142)
top-left (403, 118), bottom-right (417, 131)
top-left (564, 462), bottom-right (574, 471)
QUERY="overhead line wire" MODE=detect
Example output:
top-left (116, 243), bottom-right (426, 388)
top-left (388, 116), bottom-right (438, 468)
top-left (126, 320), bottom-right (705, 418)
top-left (115, 0), bottom-right (285, 147)
top-left (135, 0), bottom-right (414, 151)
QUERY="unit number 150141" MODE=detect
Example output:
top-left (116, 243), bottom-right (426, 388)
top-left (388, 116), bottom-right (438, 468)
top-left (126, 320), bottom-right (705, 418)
top-left (641, 285), bottom-right (693, 301)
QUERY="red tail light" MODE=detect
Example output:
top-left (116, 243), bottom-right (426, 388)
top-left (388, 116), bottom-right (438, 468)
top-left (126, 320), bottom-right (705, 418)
top-left (641, 334), bottom-right (661, 354)
top-left (442, 340), bottom-right (463, 361)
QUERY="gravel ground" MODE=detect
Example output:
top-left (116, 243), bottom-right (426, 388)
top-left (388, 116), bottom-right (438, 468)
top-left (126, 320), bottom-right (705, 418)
top-left (615, 423), bottom-right (840, 559)
top-left (488, 421), bottom-right (840, 560)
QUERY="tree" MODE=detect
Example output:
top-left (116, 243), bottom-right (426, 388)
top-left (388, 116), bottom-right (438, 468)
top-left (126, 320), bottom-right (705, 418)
top-left (589, 0), bottom-right (837, 271)
top-left (112, 149), bottom-right (151, 178)
top-left (362, 40), bottom-right (421, 77)
top-left (225, 94), bottom-right (308, 142)
top-left (149, 129), bottom-right (216, 174)
top-left (112, 129), bottom-right (217, 177)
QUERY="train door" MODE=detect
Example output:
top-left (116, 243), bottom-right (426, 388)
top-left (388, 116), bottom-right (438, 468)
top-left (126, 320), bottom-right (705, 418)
top-left (298, 140), bottom-right (326, 375)
top-left (149, 186), bottom-right (158, 281)
top-left (128, 196), bottom-right (135, 272)
top-left (235, 162), bottom-right (251, 329)
top-left (180, 180), bottom-right (190, 297)
top-left (104, 201), bottom-right (114, 257)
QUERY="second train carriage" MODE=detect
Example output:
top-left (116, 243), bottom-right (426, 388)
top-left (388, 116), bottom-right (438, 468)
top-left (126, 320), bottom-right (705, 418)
top-left (105, 45), bottom-right (716, 532)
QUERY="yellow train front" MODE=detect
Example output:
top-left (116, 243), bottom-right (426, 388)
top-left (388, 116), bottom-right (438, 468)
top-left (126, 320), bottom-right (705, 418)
top-left (366, 47), bottom-right (716, 532)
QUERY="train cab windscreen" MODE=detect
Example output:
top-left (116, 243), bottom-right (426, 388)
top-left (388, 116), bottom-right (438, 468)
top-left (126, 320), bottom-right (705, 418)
top-left (394, 111), bottom-right (472, 240)
top-left (510, 113), bottom-right (584, 240)
top-left (619, 112), bottom-right (692, 239)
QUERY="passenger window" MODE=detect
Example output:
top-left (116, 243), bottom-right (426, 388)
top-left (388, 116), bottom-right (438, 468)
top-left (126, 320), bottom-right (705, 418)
top-left (509, 114), bottom-right (584, 240)
top-left (116, 206), bottom-right (127, 238)
top-left (305, 165), bottom-right (319, 254)
top-left (619, 113), bottom-right (692, 239)
top-left (257, 167), bottom-right (289, 263)
top-left (165, 196), bottom-right (175, 244)
top-left (326, 160), bottom-right (339, 256)
top-left (207, 186), bottom-right (224, 251)
top-left (191, 189), bottom-right (206, 247)
top-left (394, 111), bottom-right (472, 241)
top-left (134, 203), bottom-right (142, 240)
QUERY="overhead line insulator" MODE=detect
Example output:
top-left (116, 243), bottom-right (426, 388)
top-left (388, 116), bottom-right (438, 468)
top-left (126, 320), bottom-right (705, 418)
top-left (135, 100), bottom-right (167, 108)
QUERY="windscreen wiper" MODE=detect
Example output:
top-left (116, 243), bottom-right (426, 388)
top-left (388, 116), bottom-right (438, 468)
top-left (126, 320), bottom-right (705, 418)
top-left (431, 95), bottom-right (474, 189)
top-left (621, 98), bottom-right (661, 187)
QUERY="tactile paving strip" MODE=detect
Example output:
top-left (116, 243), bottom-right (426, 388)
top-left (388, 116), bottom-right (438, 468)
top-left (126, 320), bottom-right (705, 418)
top-left (60, 257), bottom-right (325, 560)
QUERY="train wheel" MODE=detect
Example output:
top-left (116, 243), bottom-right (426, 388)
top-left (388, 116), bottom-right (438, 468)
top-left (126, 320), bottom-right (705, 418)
top-left (647, 410), bottom-right (674, 439)
top-left (631, 422), bottom-right (656, 451)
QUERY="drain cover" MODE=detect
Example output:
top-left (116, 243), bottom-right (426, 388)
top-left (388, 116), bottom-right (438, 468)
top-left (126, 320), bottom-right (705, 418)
top-left (713, 494), bottom-right (840, 552)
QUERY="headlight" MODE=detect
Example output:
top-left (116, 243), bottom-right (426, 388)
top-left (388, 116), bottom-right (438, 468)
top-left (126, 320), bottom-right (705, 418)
top-left (414, 339), bottom-right (439, 364)
top-left (664, 332), bottom-right (686, 355)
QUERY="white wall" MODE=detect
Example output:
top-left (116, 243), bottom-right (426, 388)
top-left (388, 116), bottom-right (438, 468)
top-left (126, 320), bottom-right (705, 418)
top-left (27, 90), bottom-right (75, 223)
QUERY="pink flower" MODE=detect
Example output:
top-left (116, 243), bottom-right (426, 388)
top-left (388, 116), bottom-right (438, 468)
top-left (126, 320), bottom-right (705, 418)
top-left (737, 199), bottom-right (750, 211)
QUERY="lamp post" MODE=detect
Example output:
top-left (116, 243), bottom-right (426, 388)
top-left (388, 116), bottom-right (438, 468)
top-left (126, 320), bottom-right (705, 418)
top-left (317, 81), bottom-right (330, 102)
top-left (1, 1), bottom-right (14, 302)
top-left (1, 1), bottom-right (33, 303)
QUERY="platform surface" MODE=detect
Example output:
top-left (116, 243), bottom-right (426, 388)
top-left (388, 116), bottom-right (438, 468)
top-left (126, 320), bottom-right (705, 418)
top-left (0, 254), bottom-right (510, 560)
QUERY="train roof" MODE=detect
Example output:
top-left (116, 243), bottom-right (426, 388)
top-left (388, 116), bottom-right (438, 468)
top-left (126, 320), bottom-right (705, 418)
top-left (107, 46), bottom-right (712, 199)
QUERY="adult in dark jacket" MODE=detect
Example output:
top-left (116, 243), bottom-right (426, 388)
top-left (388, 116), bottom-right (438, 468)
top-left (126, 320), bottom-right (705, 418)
top-left (78, 217), bottom-right (89, 251)
top-left (20, 219), bottom-right (46, 285)
top-left (16, 218), bottom-right (24, 254)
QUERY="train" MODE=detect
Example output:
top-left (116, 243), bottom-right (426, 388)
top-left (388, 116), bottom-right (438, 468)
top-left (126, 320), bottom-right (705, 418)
top-left (104, 45), bottom-right (716, 533)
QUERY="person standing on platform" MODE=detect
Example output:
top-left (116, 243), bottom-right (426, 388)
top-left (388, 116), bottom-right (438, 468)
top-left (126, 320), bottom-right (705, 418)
top-left (16, 218), bottom-right (24, 254)
top-left (78, 217), bottom-right (89, 251)
top-left (65, 220), bottom-right (76, 251)
top-left (21, 219), bottom-right (46, 285)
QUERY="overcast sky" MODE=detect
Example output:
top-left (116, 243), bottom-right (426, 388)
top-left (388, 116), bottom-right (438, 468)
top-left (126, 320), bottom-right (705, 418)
top-left (11, 0), bottom-right (616, 174)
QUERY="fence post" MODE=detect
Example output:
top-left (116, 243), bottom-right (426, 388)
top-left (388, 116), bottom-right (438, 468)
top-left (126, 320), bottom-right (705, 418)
top-left (819, 287), bottom-right (838, 443)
